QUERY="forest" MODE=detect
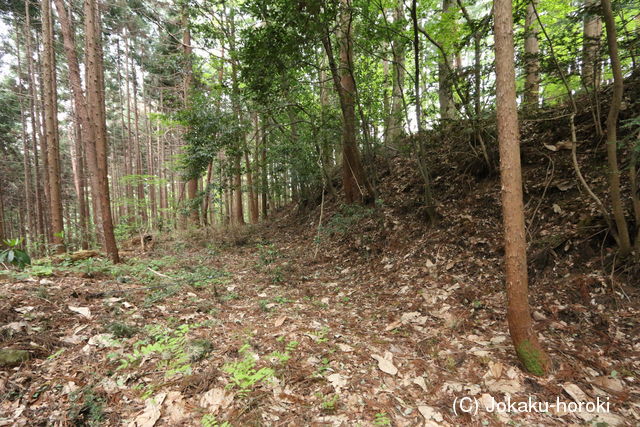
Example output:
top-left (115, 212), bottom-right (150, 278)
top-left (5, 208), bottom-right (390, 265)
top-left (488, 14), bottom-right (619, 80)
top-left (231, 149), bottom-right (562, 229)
top-left (0, 0), bottom-right (639, 424)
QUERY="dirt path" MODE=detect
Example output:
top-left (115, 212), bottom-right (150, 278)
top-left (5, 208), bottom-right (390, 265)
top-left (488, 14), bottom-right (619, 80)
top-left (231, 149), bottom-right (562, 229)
top-left (0, 228), bottom-right (638, 426)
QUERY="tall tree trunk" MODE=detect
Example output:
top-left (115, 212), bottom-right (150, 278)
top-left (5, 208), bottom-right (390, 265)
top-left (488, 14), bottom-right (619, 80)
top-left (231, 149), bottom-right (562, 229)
top-left (122, 34), bottom-right (134, 221)
top-left (142, 79), bottom-right (157, 228)
top-left (602, 0), bottom-right (631, 256)
top-left (438, 0), bottom-right (456, 121)
top-left (582, 0), bottom-right (602, 91)
top-left (55, 0), bottom-right (119, 261)
top-left (333, 0), bottom-right (373, 204)
top-left (15, 26), bottom-right (35, 246)
top-left (131, 49), bottom-right (148, 227)
top-left (41, 0), bottom-right (65, 254)
top-left (246, 114), bottom-right (259, 223)
top-left (228, 6), bottom-right (245, 224)
top-left (24, 4), bottom-right (45, 243)
top-left (261, 122), bottom-right (269, 219)
top-left (411, 0), bottom-right (437, 223)
top-left (182, 12), bottom-right (199, 225)
top-left (0, 185), bottom-right (5, 244)
top-left (388, 3), bottom-right (405, 144)
top-left (524, 0), bottom-right (540, 108)
top-left (318, 61), bottom-right (337, 196)
top-left (36, 33), bottom-right (52, 245)
top-left (494, 0), bottom-right (549, 375)
top-left (70, 103), bottom-right (89, 249)
top-left (85, 0), bottom-right (119, 261)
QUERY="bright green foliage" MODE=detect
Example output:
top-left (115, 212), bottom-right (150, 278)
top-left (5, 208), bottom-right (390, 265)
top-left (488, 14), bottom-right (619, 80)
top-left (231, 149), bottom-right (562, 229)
top-left (374, 412), bottom-right (392, 426)
top-left (118, 323), bottom-right (202, 378)
top-left (222, 344), bottom-right (276, 395)
top-left (0, 238), bottom-right (31, 268)
top-left (201, 413), bottom-right (231, 427)
top-left (67, 388), bottom-right (105, 427)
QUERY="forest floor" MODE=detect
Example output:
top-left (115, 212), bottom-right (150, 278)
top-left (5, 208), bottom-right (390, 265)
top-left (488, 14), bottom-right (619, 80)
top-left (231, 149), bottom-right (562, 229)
top-left (1, 155), bottom-right (640, 426)
top-left (3, 79), bottom-right (640, 425)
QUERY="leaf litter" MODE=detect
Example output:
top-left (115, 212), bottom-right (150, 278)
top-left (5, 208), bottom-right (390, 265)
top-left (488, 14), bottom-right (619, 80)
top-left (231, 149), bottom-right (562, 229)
top-left (1, 158), bottom-right (640, 425)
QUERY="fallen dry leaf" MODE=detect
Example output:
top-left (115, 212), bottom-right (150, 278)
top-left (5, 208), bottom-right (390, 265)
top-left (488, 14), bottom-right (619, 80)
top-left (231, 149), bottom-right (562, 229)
top-left (327, 373), bottom-right (347, 391)
top-left (562, 383), bottom-right (589, 403)
top-left (371, 353), bottom-right (398, 376)
top-left (418, 405), bottom-right (444, 422)
top-left (199, 388), bottom-right (234, 414)
top-left (591, 376), bottom-right (624, 393)
top-left (274, 315), bottom-right (287, 327)
top-left (163, 391), bottom-right (188, 424)
top-left (68, 306), bottom-right (92, 318)
top-left (128, 392), bottom-right (166, 427)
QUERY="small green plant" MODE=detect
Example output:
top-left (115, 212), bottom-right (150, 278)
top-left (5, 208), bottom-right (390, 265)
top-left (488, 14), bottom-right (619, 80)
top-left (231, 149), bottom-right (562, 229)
top-left (314, 357), bottom-right (331, 377)
top-left (374, 412), bottom-right (392, 426)
top-left (270, 266), bottom-right (285, 284)
top-left (221, 292), bottom-right (240, 301)
top-left (48, 349), bottom-right (65, 360)
top-left (320, 204), bottom-right (374, 236)
top-left (201, 413), bottom-right (231, 427)
top-left (118, 323), bottom-right (200, 378)
top-left (0, 238), bottom-right (31, 268)
top-left (67, 388), bottom-right (105, 426)
top-left (273, 295), bottom-right (291, 304)
top-left (268, 340), bottom-right (298, 364)
top-left (222, 344), bottom-right (276, 396)
top-left (258, 299), bottom-right (270, 312)
top-left (320, 394), bottom-right (340, 412)
top-left (256, 243), bottom-right (280, 266)
top-left (186, 339), bottom-right (214, 361)
top-left (29, 264), bottom-right (54, 277)
top-left (311, 326), bottom-right (331, 343)
top-left (106, 322), bottom-right (138, 339)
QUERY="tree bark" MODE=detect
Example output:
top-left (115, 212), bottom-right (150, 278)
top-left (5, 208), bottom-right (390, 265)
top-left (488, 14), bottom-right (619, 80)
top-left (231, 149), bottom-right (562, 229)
top-left (24, 3), bottom-right (45, 243)
top-left (524, 0), bottom-right (540, 108)
top-left (333, 0), bottom-right (373, 204)
top-left (55, 0), bottom-right (119, 261)
top-left (438, 0), bottom-right (456, 121)
top-left (602, 0), bottom-right (631, 256)
top-left (41, 0), bottom-right (65, 254)
top-left (388, 3), bottom-right (405, 144)
top-left (494, 0), bottom-right (550, 375)
top-left (181, 12), bottom-right (199, 225)
top-left (15, 25), bottom-right (35, 246)
top-left (582, 0), bottom-right (602, 91)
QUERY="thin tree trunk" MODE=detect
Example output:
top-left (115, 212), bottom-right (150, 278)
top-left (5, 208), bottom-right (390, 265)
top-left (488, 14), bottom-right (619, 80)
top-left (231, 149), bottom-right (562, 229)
top-left (0, 185), bottom-right (5, 244)
top-left (261, 122), bottom-right (269, 219)
top-left (182, 12), bottom-right (199, 225)
top-left (602, 0), bottom-right (631, 256)
top-left (494, 0), bottom-right (550, 375)
top-left (524, 0), bottom-right (540, 108)
top-left (388, 3), bottom-right (405, 143)
top-left (36, 32), bottom-right (52, 245)
top-left (15, 26), bottom-right (35, 246)
top-left (24, 4), bottom-right (45, 243)
top-left (131, 48), bottom-right (148, 227)
top-left (331, 0), bottom-right (374, 204)
top-left (582, 0), bottom-right (602, 91)
top-left (438, 0), bottom-right (456, 121)
top-left (122, 34), bottom-right (134, 221)
top-left (70, 103), bottom-right (89, 249)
